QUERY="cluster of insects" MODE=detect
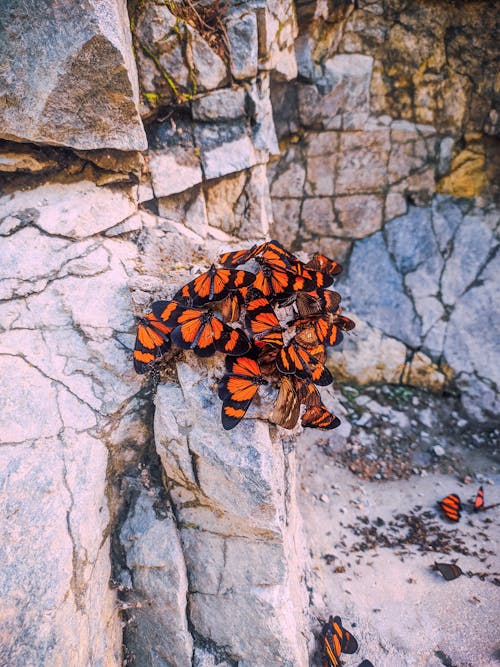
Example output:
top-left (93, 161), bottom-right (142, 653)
top-left (318, 615), bottom-right (372, 667)
top-left (133, 240), bottom-right (354, 430)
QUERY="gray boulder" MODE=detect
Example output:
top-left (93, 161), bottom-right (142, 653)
top-left (0, 0), bottom-right (146, 150)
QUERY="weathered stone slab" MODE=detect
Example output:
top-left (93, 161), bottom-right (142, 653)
top-left (225, 8), bottom-right (259, 80)
top-left (120, 486), bottom-right (193, 667)
top-left (0, 180), bottom-right (137, 240)
top-left (0, 0), bottom-right (146, 150)
top-left (154, 359), bottom-right (309, 666)
top-left (342, 231), bottom-right (421, 346)
top-left (148, 119), bottom-right (203, 198)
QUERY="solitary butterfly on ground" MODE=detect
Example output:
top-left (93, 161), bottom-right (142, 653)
top-left (439, 493), bottom-right (462, 522)
top-left (174, 264), bottom-right (254, 306)
top-left (434, 562), bottom-right (463, 581)
top-left (218, 355), bottom-right (267, 429)
top-left (133, 312), bottom-right (172, 374)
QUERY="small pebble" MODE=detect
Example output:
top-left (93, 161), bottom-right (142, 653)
top-left (320, 494), bottom-right (329, 503)
top-left (432, 445), bottom-right (445, 457)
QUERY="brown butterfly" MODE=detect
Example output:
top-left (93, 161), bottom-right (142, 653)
top-left (270, 375), bottom-right (300, 429)
top-left (277, 340), bottom-right (333, 386)
top-left (306, 252), bottom-right (343, 276)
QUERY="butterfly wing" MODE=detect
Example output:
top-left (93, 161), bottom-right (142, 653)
top-left (306, 252), bottom-right (343, 276)
top-left (218, 356), bottom-right (266, 430)
top-left (341, 627), bottom-right (359, 654)
top-left (245, 290), bottom-right (284, 347)
top-left (435, 562), bottom-right (463, 581)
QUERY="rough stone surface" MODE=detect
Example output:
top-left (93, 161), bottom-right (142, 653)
top-left (225, 8), bottom-right (259, 80)
top-left (154, 360), bottom-right (309, 666)
top-left (119, 485), bottom-right (193, 667)
top-left (0, 0), bottom-right (146, 150)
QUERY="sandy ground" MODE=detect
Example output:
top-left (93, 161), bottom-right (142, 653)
top-left (296, 388), bottom-right (500, 667)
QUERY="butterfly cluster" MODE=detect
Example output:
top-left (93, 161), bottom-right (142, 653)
top-left (133, 240), bottom-right (354, 430)
top-left (319, 615), bottom-right (373, 667)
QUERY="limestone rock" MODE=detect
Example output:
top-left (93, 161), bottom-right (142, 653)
top-left (329, 319), bottom-right (407, 385)
top-left (204, 165), bottom-right (271, 240)
top-left (192, 88), bottom-right (246, 122)
top-left (154, 360), bottom-right (309, 666)
top-left (0, 180), bottom-right (137, 240)
top-left (0, 0), bottom-right (146, 150)
top-left (0, 146), bottom-right (58, 173)
top-left (119, 485), bottom-right (193, 667)
top-left (194, 122), bottom-right (258, 181)
top-left (225, 8), bottom-right (259, 80)
top-left (147, 119), bottom-right (203, 198)
top-left (342, 231), bottom-right (421, 347)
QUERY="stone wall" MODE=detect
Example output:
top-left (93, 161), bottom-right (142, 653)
top-left (0, 0), bottom-right (498, 665)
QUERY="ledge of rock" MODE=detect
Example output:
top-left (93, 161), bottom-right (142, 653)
top-left (0, 0), bottom-right (146, 151)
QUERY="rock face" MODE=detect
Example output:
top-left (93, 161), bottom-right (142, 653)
top-left (153, 361), bottom-right (309, 666)
top-left (0, 0), bottom-right (146, 150)
top-left (1, 0), bottom-right (499, 665)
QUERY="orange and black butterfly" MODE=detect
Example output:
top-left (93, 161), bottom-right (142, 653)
top-left (287, 259), bottom-right (334, 290)
top-left (174, 264), bottom-right (254, 307)
top-left (293, 314), bottom-right (345, 348)
top-left (473, 486), bottom-right (484, 512)
top-left (219, 243), bottom-right (266, 268)
top-left (306, 252), bottom-right (343, 276)
top-left (296, 289), bottom-right (342, 317)
top-left (471, 486), bottom-right (499, 512)
top-left (302, 404), bottom-right (340, 430)
top-left (218, 355), bottom-right (268, 430)
top-left (271, 376), bottom-right (300, 429)
top-left (294, 378), bottom-right (322, 408)
top-left (434, 562), bottom-right (463, 581)
top-left (321, 616), bottom-right (358, 667)
top-left (257, 344), bottom-right (281, 376)
top-left (152, 300), bottom-right (250, 357)
top-left (133, 312), bottom-right (172, 374)
top-left (277, 341), bottom-right (332, 386)
top-left (244, 288), bottom-right (284, 348)
top-left (219, 239), bottom-right (295, 268)
top-left (439, 493), bottom-right (462, 522)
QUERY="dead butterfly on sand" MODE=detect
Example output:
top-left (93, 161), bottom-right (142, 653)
top-left (472, 485), bottom-right (499, 512)
top-left (133, 312), bottom-right (172, 374)
top-left (434, 562), bottom-right (463, 581)
top-left (439, 493), bottom-right (462, 522)
top-left (218, 355), bottom-right (268, 430)
top-left (174, 264), bottom-right (254, 307)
